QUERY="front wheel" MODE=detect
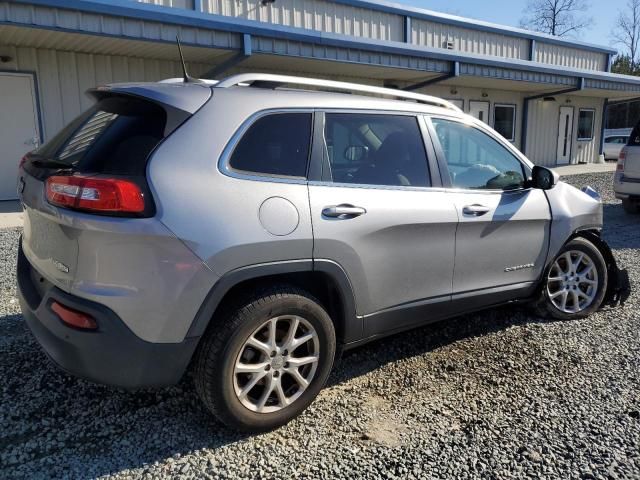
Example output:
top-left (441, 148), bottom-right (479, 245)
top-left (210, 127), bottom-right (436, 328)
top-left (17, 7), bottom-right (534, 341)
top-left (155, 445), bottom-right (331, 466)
top-left (194, 285), bottom-right (336, 432)
top-left (536, 237), bottom-right (608, 320)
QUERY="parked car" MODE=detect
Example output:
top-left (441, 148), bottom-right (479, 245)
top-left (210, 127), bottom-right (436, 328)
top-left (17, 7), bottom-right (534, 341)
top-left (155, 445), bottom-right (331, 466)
top-left (615, 125), bottom-right (640, 214)
top-left (604, 135), bottom-right (629, 161)
top-left (16, 74), bottom-right (629, 431)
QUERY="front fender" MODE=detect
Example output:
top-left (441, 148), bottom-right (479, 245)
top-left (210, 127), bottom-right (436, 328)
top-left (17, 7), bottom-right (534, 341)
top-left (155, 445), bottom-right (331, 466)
top-left (545, 181), bottom-right (603, 267)
top-left (576, 231), bottom-right (631, 308)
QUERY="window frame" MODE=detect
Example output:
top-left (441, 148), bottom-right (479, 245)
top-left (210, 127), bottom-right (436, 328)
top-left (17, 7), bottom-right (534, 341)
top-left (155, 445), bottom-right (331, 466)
top-left (219, 108), bottom-right (315, 184)
top-left (425, 114), bottom-right (532, 193)
top-left (577, 108), bottom-right (596, 142)
top-left (307, 110), bottom-right (442, 190)
top-left (493, 103), bottom-right (517, 142)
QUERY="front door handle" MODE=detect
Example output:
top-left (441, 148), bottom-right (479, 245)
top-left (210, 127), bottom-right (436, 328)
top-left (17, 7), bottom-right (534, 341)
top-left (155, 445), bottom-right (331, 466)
top-left (462, 204), bottom-right (491, 216)
top-left (322, 204), bottom-right (367, 218)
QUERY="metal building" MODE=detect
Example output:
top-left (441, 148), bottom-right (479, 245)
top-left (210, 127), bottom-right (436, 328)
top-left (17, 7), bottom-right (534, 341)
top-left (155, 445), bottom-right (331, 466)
top-left (1, 0), bottom-right (639, 199)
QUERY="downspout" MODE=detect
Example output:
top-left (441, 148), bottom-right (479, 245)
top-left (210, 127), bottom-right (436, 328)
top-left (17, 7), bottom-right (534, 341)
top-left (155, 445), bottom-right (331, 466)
top-left (402, 61), bottom-right (460, 92)
top-left (599, 98), bottom-right (608, 158)
top-left (521, 77), bottom-right (585, 157)
top-left (201, 33), bottom-right (252, 79)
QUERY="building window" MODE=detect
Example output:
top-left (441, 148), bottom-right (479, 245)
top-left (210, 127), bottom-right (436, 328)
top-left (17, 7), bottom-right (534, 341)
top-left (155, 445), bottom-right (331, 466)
top-left (493, 104), bottom-right (516, 142)
top-left (229, 113), bottom-right (312, 178)
top-left (577, 109), bottom-right (596, 141)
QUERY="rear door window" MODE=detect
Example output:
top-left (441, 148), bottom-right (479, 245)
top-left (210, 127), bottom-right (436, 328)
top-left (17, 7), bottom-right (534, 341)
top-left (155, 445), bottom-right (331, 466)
top-left (229, 113), bottom-right (312, 178)
top-left (32, 96), bottom-right (168, 176)
top-left (322, 113), bottom-right (431, 187)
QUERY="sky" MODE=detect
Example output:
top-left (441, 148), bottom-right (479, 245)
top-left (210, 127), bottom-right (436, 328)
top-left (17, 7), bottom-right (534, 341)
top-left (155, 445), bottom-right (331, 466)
top-left (394, 0), bottom-right (628, 52)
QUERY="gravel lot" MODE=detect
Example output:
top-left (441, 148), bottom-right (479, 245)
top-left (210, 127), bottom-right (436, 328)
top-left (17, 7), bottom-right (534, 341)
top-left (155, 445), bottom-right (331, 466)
top-left (1, 172), bottom-right (639, 479)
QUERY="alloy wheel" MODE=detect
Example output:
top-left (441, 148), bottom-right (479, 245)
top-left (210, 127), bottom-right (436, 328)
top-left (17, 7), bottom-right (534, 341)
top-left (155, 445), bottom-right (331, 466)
top-left (233, 315), bottom-right (320, 413)
top-left (546, 250), bottom-right (599, 314)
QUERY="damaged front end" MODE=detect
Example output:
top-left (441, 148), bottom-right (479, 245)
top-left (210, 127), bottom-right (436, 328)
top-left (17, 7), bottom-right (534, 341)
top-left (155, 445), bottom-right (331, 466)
top-left (578, 230), bottom-right (631, 309)
top-left (545, 182), bottom-right (631, 310)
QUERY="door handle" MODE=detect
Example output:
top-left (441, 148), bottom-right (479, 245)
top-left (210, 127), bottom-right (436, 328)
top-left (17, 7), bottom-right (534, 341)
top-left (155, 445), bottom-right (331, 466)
top-left (462, 204), bottom-right (491, 216)
top-left (322, 204), bottom-right (367, 218)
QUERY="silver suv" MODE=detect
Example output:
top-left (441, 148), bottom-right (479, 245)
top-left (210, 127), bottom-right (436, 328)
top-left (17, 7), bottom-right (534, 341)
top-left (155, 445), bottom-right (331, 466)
top-left (17, 74), bottom-right (629, 431)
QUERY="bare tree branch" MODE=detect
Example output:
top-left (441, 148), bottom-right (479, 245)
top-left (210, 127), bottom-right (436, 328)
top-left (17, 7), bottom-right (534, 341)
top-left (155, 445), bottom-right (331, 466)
top-left (520, 0), bottom-right (594, 37)
top-left (612, 0), bottom-right (640, 70)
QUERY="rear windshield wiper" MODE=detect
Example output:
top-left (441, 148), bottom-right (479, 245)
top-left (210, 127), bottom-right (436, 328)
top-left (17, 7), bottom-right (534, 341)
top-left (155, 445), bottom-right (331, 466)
top-left (30, 158), bottom-right (74, 170)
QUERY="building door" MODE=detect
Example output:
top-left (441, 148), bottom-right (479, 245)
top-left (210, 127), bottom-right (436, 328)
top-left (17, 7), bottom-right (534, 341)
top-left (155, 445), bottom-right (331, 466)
top-left (0, 73), bottom-right (41, 200)
top-left (469, 101), bottom-right (490, 124)
top-left (556, 106), bottom-right (574, 165)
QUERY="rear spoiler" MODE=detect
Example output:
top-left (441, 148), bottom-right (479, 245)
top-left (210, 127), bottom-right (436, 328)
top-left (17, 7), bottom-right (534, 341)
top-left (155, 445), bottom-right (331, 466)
top-left (87, 82), bottom-right (212, 135)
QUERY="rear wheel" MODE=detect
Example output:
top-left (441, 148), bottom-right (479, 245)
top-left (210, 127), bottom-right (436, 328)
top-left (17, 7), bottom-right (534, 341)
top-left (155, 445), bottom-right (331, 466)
top-left (536, 237), bottom-right (607, 320)
top-left (194, 285), bottom-right (336, 431)
top-left (622, 198), bottom-right (639, 214)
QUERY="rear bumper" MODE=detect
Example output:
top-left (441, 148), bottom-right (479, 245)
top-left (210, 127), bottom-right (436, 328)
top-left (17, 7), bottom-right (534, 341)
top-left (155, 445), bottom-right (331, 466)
top-left (17, 241), bottom-right (198, 389)
top-left (614, 174), bottom-right (640, 199)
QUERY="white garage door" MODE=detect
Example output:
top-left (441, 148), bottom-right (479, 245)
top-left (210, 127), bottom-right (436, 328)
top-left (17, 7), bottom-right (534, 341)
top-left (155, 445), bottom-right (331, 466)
top-left (0, 73), bottom-right (41, 200)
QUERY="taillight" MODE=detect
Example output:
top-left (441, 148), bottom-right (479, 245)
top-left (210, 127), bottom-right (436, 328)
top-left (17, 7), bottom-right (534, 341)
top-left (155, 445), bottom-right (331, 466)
top-left (618, 150), bottom-right (626, 172)
top-left (51, 301), bottom-right (98, 330)
top-left (45, 175), bottom-right (145, 214)
top-left (19, 155), bottom-right (27, 169)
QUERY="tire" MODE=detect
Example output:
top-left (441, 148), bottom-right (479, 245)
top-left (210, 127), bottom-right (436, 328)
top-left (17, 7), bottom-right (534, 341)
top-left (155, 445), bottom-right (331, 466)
top-left (194, 285), bottom-right (336, 432)
top-left (622, 198), bottom-right (639, 214)
top-left (535, 237), bottom-right (608, 321)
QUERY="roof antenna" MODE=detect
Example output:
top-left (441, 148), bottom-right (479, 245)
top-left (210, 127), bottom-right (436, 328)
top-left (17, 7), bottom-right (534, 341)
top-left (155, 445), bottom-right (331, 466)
top-left (176, 35), bottom-right (200, 83)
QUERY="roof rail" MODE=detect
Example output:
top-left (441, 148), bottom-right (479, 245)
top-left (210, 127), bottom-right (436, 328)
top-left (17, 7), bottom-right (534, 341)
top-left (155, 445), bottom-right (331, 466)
top-left (215, 73), bottom-right (462, 112)
top-left (159, 77), bottom-right (219, 85)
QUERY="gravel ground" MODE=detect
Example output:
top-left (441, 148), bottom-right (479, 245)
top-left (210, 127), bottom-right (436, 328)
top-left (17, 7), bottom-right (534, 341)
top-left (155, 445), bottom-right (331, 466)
top-left (1, 172), bottom-right (639, 479)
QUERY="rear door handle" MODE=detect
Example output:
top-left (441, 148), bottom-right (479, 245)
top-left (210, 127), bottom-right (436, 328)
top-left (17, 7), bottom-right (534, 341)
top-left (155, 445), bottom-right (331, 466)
top-left (462, 204), bottom-right (491, 216)
top-left (322, 204), bottom-right (367, 218)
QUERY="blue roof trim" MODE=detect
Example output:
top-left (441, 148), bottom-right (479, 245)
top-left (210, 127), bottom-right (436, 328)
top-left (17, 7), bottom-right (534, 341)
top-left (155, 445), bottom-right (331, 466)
top-left (332, 0), bottom-right (617, 54)
top-left (8, 0), bottom-right (636, 88)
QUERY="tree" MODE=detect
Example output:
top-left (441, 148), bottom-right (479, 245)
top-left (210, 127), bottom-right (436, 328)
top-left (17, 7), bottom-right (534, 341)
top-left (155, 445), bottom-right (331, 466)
top-left (611, 54), bottom-right (640, 75)
top-left (612, 0), bottom-right (640, 72)
top-left (520, 0), bottom-right (593, 37)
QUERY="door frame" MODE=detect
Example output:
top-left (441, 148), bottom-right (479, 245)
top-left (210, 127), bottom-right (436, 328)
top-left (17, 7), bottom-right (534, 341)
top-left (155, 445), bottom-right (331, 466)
top-left (0, 70), bottom-right (44, 145)
top-left (556, 105), bottom-right (574, 166)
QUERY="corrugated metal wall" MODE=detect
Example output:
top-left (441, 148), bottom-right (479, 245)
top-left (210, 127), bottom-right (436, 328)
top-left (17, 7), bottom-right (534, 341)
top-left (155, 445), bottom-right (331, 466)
top-left (136, 0), bottom-right (194, 8)
top-left (1, 45), bottom-right (208, 142)
top-left (536, 42), bottom-right (607, 72)
top-left (202, 0), bottom-right (404, 41)
top-left (410, 19), bottom-right (529, 61)
top-left (127, 0), bottom-right (610, 72)
top-left (526, 96), bottom-right (603, 166)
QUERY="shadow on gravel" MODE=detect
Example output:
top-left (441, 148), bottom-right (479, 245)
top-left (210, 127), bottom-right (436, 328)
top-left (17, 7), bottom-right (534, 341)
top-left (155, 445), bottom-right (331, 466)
top-left (330, 304), bottom-right (551, 389)
top-left (1, 302), bottom-right (555, 478)
top-left (603, 203), bottom-right (640, 250)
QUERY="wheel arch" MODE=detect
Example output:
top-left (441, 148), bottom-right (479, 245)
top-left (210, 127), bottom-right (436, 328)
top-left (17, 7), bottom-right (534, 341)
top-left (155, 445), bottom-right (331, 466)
top-left (185, 259), bottom-right (361, 346)
top-left (542, 228), bottom-right (630, 308)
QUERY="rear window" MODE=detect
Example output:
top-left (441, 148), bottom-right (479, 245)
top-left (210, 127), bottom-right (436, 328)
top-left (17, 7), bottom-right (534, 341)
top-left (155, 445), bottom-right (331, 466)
top-left (33, 96), bottom-right (168, 176)
top-left (629, 125), bottom-right (640, 146)
top-left (229, 113), bottom-right (312, 178)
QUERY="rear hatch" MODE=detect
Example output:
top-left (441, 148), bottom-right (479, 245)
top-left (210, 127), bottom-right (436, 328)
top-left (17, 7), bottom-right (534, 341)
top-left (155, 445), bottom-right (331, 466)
top-left (18, 83), bottom-right (211, 289)
top-left (623, 124), bottom-right (640, 178)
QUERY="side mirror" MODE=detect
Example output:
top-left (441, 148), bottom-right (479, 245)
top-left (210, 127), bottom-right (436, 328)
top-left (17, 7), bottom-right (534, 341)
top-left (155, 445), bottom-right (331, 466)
top-left (530, 166), bottom-right (558, 190)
